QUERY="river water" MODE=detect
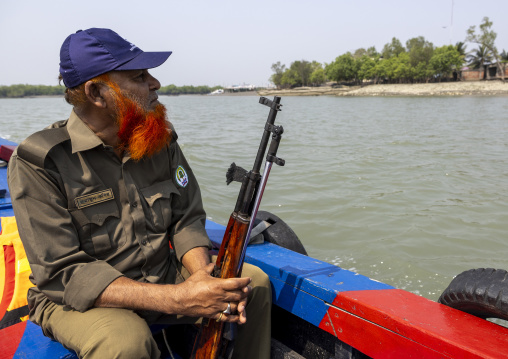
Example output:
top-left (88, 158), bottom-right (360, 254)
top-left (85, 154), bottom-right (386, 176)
top-left (1, 94), bottom-right (507, 302)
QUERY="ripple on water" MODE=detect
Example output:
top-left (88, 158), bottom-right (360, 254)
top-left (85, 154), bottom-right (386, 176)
top-left (2, 95), bottom-right (508, 301)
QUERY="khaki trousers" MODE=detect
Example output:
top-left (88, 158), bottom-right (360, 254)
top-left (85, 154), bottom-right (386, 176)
top-left (35, 260), bottom-right (271, 359)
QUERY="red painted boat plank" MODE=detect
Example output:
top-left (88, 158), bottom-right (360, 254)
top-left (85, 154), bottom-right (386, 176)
top-left (0, 145), bottom-right (16, 162)
top-left (0, 321), bottom-right (26, 359)
top-left (326, 289), bottom-right (508, 358)
top-left (320, 304), bottom-right (452, 358)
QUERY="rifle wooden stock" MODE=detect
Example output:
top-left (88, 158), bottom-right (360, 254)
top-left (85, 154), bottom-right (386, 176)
top-left (215, 214), bottom-right (250, 279)
top-left (191, 214), bottom-right (249, 358)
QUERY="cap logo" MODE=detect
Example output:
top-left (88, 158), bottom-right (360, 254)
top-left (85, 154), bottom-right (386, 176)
top-left (126, 40), bottom-right (138, 51)
top-left (175, 165), bottom-right (189, 187)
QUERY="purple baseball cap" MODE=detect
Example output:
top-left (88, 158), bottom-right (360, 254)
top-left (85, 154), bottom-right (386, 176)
top-left (59, 28), bottom-right (172, 88)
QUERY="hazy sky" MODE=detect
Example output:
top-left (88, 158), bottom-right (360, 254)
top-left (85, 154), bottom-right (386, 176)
top-left (1, 0), bottom-right (506, 87)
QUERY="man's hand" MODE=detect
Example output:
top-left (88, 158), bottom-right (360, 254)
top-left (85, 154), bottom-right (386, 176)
top-left (174, 263), bottom-right (251, 323)
top-left (95, 263), bottom-right (251, 324)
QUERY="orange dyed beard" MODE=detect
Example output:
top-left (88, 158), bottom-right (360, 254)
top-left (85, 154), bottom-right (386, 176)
top-left (112, 88), bottom-right (171, 161)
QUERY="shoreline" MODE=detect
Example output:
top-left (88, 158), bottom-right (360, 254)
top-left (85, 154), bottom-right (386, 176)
top-left (3, 81), bottom-right (507, 99)
top-left (258, 81), bottom-right (508, 97)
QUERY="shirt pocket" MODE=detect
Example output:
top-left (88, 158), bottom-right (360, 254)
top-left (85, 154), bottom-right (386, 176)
top-left (140, 180), bottom-right (180, 232)
top-left (69, 200), bottom-right (121, 258)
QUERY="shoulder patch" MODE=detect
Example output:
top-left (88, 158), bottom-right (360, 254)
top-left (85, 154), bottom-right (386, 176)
top-left (175, 165), bottom-right (189, 188)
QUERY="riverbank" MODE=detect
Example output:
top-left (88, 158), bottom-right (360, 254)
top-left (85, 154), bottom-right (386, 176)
top-left (258, 81), bottom-right (508, 97)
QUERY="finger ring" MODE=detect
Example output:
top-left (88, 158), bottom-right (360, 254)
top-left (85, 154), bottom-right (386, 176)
top-left (217, 312), bottom-right (224, 322)
top-left (223, 302), bottom-right (231, 314)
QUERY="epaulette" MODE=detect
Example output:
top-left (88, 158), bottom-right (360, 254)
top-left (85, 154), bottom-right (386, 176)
top-left (16, 120), bottom-right (70, 168)
top-left (169, 122), bottom-right (178, 143)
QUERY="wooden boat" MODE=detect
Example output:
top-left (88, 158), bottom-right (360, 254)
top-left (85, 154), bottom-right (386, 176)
top-left (1, 136), bottom-right (508, 359)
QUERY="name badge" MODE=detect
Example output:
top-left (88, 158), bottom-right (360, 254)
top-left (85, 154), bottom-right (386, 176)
top-left (75, 189), bottom-right (114, 209)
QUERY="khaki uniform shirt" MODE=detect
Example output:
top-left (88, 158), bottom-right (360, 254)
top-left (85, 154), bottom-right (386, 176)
top-left (8, 110), bottom-right (211, 319)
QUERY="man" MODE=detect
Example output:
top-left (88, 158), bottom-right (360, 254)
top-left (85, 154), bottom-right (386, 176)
top-left (8, 28), bottom-right (271, 359)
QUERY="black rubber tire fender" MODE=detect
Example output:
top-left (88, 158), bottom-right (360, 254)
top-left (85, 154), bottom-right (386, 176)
top-left (438, 268), bottom-right (508, 321)
top-left (253, 211), bottom-right (307, 256)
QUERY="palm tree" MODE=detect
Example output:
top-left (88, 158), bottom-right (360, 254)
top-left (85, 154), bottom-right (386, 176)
top-left (455, 42), bottom-right (467, 57)
top-left (466, 45), bottom-right (494, 79)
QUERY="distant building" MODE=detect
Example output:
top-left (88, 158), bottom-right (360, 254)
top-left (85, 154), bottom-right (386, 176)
top-left (461, 63), bottom-right (507, 81)
top-left (224, 84), bottom-right (257, 93)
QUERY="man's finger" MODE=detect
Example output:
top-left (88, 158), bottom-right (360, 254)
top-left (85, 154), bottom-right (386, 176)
top-left (220, 277), bottom-right (252, 291)
top-left (239, 308), bottom-right (247, 324)
top-left (222, 313), bottom-right (247, 324)
top-left (237, 298), bottom-right (247, 314)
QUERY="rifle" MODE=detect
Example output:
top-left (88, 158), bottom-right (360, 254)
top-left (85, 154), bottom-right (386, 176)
top-left (191, 96), bottom-right (284, 359)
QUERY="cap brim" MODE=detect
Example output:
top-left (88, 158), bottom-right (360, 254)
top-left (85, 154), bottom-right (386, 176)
top-left (116, 51), bottom-right (172, 71)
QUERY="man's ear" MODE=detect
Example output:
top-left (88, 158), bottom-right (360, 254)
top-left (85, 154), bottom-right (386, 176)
top-left (84, 81), bottom-right (109, 108)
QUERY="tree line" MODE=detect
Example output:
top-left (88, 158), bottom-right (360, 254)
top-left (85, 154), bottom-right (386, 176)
top-left (270, 17), bottom-right (506, 88)
top-left (158, 84), bottom-right (222, 95)
top-left (0, 84), bottom-right (65, 98)
top-left (0, 84), bottom-right (222, 98)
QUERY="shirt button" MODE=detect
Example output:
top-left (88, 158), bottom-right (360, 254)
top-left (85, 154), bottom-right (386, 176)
top-left (141, 239), bottom-right (147, 246)
top-left (131, 202), bottom-right (138, 208)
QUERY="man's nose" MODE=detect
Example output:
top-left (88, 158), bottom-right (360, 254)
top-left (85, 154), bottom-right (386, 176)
top-left (147, 72), bottom-right (161, 91)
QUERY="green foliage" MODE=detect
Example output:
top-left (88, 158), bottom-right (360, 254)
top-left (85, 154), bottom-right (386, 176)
top-left (158, 85), bottom-right (222, 95)
top-left (366, 46), bottom-right (379, 58)
top-left (291, 60), bottom-right (314, 86)
top-left (406, 36), bottom-right (434, 67)
top-left (309, 62), bottom-right (326, 86)
top-left (357, 55), bottom-right (380, 82)
top-left (271, 60), bottom-right (326, 88)
top-left (455, 42), bottom-right (467, 57)
top-left (391, 52), bottom-right (412, 82)
top-left (381, 37), bottom-right (405, 59)
top-left (0, 84), bottom-right (222, 97)
top-left (466, 45), bottom-right (494, 69)
top-left (466, 17), bottom-right (497, 54)
top-left (270, 32), bottom-right (471, 85)
top-left (353, 48), bottom-right (367, 59)
top-left (270, 62), bottom-right (286, 88)
top-left (410, 62), bottom-right (432, 82)
top-left (280, 68), bottom-right (300, 88)
top-left (325, 53), bottom-right (359, 83)
top-left (373, 58), bottom-right (390, 81)
top-left (429, 45), bottom-right (463, 81)
top-left (501, 50), bottom-right (508, 63)
top-left (0, 84), bottom-right (65, 98)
